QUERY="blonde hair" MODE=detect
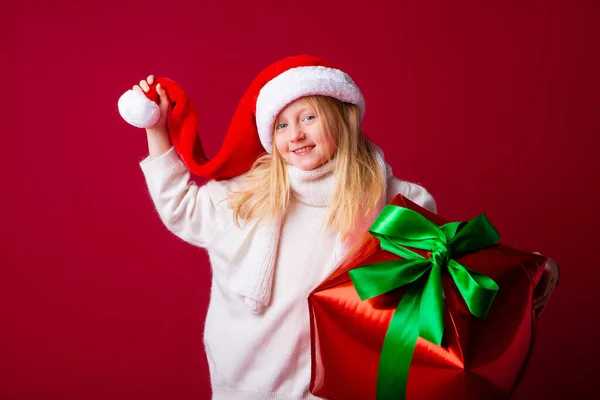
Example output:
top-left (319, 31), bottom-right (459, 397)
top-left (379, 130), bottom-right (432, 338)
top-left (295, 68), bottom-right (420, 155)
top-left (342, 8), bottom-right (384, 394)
top-left (228, 95), bottom-right (385, 240)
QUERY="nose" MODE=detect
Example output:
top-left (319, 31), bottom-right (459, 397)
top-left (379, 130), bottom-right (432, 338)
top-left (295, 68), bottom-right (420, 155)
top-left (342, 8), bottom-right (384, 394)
top-left (290, 124), bottom-right (305, 141)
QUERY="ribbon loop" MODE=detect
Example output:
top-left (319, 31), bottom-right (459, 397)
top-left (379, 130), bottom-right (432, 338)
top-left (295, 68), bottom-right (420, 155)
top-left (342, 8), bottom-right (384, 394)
top-left (348, 205), bottom-right (501, 400)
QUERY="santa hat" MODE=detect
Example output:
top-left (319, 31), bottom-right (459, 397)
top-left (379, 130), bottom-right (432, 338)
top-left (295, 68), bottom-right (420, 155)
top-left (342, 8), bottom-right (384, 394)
top-left (118, 55), bottom-right (365, 180)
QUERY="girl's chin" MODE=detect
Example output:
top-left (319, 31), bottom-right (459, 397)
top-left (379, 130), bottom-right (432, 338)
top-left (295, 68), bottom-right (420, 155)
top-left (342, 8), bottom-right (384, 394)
top-left (293, 159), bottom-right (328, 171)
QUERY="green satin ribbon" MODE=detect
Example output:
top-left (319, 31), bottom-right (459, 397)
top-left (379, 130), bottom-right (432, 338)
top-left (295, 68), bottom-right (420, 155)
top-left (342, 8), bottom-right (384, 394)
top-left (348, 205), bottom-right (501, 400)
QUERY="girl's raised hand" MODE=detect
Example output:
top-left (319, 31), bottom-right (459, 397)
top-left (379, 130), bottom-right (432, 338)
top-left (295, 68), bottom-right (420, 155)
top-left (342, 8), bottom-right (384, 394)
top-left (133, 75), bottom-right (171, 134)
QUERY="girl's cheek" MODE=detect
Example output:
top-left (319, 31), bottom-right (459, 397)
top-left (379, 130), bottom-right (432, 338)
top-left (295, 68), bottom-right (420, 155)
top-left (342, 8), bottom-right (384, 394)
top-left (274, 138), bottom-right (287, 153)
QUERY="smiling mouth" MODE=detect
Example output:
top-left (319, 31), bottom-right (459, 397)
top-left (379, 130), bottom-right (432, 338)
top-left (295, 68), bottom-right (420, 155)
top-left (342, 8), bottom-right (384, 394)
top-left (293, 145), bottom-right (315, 155)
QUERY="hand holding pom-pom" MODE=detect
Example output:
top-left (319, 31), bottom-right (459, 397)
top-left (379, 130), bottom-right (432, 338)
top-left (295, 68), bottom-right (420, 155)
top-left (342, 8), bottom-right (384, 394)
top-left (118, 75), bottom-right (170, 132)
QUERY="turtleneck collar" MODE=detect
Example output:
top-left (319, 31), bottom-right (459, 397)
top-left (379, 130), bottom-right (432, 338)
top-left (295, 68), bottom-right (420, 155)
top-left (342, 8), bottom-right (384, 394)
top-left (287, 160), bottom-right (336, 207)
top-left (226, 145), bottom-right (393, 314)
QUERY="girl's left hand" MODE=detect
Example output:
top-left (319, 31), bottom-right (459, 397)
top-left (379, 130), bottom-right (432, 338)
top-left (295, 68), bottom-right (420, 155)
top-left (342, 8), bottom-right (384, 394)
top-left (532, 252), bottom-right (560, 317)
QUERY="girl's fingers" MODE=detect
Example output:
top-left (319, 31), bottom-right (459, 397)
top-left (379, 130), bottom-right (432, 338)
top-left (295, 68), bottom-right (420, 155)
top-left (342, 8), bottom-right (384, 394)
top-left (534, 286), bottom-right (554, 308)
top-left (530, 252), bottom-right (557, 317)
top-left (533, 280), bottom-right (551, 305)
top-left (132, 76), bottom-right (157, 95)
top-left (532, 278), bottom-right (550, 305)
top-left (533, 286), bottom-right (551, 306)
top-left (157, 83), bottom-right (170, 104)
top-left (535, 302), bottom-right (547, 317)
top-left (140, 80), bottom-right (150, 92)
top-left (536, 292), bottom-right (552, 316)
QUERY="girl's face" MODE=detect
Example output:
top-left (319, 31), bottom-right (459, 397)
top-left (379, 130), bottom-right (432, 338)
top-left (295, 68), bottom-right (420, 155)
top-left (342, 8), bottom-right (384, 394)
top-left (273, 97), bottom-right (336, 171)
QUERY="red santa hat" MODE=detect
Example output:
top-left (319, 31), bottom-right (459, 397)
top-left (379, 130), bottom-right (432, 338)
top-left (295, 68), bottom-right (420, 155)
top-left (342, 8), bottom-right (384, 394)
top-left (118, 55), bottom-right (365, 180)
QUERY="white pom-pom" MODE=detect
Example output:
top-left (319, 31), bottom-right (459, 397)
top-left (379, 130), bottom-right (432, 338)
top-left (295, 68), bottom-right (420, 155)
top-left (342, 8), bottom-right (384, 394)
top-left (117, 89), bottom-right (161, 128)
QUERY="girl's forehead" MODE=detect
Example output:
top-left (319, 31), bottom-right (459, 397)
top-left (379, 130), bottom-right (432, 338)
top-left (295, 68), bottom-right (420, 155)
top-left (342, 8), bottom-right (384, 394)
top-left (280, 97), bottom-right (315, 115)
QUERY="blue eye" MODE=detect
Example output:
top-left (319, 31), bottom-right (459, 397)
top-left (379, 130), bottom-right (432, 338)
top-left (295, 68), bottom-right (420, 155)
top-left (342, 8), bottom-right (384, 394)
top-left (276, 123), bottom-right (288, 130)
top-left (304, 115), bottom-right (315, 122)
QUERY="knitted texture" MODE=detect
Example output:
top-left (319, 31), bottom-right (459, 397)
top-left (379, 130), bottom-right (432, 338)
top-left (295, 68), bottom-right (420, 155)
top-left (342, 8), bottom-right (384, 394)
top-left (226, 147), bottom-right (391, 313)
top-left (288, 161), bottom-right (336, 207)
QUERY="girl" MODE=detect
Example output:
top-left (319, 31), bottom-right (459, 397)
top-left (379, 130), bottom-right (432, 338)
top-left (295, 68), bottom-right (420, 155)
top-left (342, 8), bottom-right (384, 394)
top-left (130, 55), bottom-right (559, 400)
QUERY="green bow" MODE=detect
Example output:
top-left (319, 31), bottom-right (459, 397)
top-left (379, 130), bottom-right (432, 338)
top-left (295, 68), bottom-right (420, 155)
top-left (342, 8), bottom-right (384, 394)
top-left (348, 205), bottom-right (500, 400)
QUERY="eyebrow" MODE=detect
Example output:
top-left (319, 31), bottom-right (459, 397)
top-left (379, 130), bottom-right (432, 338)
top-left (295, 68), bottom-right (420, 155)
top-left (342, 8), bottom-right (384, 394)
top-left (276, 107), bottom-right (314, 123)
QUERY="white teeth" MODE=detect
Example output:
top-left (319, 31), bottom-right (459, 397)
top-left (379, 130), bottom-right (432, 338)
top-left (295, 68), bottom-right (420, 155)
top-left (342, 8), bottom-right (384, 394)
top-left (294, 146), bottom-right (313, 154)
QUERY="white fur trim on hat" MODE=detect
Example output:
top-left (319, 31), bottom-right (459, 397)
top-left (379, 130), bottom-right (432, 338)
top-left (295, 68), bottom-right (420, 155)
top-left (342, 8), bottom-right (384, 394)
top-left (255, 66), bottom-right (365, 153)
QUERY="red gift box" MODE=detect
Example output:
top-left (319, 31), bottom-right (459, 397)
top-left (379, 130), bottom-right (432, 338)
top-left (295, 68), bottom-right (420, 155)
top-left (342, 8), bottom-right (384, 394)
top-left (308, 194), bottom-right (546, 400)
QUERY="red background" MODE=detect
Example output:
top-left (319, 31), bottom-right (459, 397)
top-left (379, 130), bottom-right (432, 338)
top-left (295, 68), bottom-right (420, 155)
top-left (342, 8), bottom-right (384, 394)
top-left (2, 1), bottom-right (598, 399)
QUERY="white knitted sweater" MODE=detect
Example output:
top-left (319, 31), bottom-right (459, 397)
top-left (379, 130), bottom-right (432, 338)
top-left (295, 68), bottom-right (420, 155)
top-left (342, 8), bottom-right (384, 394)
top-left (139, 146), bottom-right (437, 400)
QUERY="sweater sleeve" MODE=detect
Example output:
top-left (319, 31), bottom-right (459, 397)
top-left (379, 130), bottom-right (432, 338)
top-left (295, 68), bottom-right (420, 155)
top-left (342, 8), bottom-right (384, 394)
top-left (139, 146), bottom-right (228, 248)
top-left (386, 177), bottom-right (438, 214)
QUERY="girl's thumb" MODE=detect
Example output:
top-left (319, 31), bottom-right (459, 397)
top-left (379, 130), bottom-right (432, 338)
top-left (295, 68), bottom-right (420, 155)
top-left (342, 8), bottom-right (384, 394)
top-left (156, 83), bottom-right (171, 111)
